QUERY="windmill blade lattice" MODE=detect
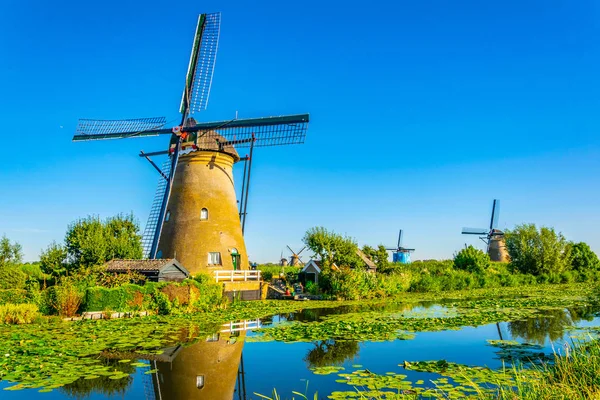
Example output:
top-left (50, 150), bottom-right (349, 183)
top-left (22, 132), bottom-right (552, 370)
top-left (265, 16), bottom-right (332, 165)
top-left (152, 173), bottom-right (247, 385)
top-left (181, 12), bottom-right (221, 115)
top-left (193, 114), bottom-right (309, 148)
top-left (74, 117), bottom-right (167, 141)
top-left (141, 160), bottom-right (171, 258)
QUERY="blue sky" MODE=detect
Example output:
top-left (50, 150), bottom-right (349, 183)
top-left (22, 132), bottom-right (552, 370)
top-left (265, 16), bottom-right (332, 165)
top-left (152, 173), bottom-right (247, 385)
top-left (1, 0), bottom-right (599, 262)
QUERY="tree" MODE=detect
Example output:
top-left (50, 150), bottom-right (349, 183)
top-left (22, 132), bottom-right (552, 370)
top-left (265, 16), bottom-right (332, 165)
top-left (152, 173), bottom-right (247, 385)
top-left (567, 242), bottom-right (599, 272)
top-left (362, 245), bottom-right (390, 272)
top-left (65, 214), bottom-right (143, 271)
top-left (302, 227), bottom-right (362, 269)
top-left (453, 245), bottom-right (490, 274)
top-left (505, 224), bottom-right (569, 275)
top-left (40, 241), bottom-right (68, 277)
top-left (0, 235), bottom-right (23, 269)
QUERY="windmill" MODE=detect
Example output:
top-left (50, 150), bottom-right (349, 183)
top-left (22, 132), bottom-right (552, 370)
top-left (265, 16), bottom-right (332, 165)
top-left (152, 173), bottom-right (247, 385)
top-left (461, 199), bottom-right (508, 262)
top-left (279, 250), bottom-right (289, 267)
top-left (73, 13), bottom-right (309, 274)
top-left (386, 229), bottom-right (415, 264)
top-left (287, 246), bottom-right (306, 266)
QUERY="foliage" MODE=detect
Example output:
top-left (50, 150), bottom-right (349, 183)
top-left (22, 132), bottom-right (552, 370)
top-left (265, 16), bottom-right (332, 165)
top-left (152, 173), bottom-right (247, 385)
top-left (257, 264), bottom-right (302, 283)
top-left (40, 241), bottom-right (68, 277)
top-left (567, 242), bottom-right (600, 272)
top-left (0, 265), bottom-right (27, 289)
top-left (82, 284), bottom-right (153, 312)
top-left (0, 303), bottom-right (40, 324)
top-left (154, 291), bottom-right (172, 315)
top-left (0, 235), bottom-right (23, 269)
top-left (304, 340), bottom-right (359, 368)
top-left (44, 280), bottom-right (84, 317)
top-left (494, 340), bottom-right (600, 399)
top-left (453, 245), bottom-right (490, 274)
top-left (361, 245), bottom-right (390, 272)
top-left (65, 213), bottom-right (143, 272)
top-left (190, 275), bottom-right (224, 311)
top-left (0, 289), bottom-right (29, 305)
top-left (302, 227), bottom-right (361, 270)
top-left (505, 224), bottom-right (569, 275)
top-left (97, 270), bottom-right (146, 288)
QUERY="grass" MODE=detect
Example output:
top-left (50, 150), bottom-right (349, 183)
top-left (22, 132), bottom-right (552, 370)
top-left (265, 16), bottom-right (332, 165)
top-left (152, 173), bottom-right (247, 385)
top-left (494, 339), bottom-right (600, 399)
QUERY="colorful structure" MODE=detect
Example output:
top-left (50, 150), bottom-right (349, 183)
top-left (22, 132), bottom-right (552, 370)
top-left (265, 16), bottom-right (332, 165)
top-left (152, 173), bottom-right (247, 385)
top-left (386, 229), bottom-right (415, 264)
top-left (461, 199), bottom-right (509, 262)
top-left (73, 12), bottom-right (309, 276)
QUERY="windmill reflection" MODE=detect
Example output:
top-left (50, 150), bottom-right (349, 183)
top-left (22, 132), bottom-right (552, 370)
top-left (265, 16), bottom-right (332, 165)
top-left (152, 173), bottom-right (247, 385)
top-left (150, 319), bottom-right (260, 400)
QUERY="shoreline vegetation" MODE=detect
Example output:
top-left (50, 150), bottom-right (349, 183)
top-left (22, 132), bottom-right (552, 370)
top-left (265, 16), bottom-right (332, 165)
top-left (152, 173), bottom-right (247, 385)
top-left (1, 217), bottom-right (599, 397)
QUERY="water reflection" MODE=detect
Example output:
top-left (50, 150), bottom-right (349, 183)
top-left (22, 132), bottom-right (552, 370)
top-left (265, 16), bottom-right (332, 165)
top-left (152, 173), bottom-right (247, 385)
top-left (304, 340), bottom-right (360, 368)
top-left (508, 306), bottom-right (597, 345)
top-left (151, 319), bottom-right (260, 400)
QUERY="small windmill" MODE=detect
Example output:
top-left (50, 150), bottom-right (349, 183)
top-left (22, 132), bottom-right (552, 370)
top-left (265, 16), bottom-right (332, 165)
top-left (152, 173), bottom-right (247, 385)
top-left (73, 13), bottom-right (309, 274)
top-left (387, 229), bottom-right (415, 264)
top-left (279, 250), bottom-right (288, 267)
top-left (287, 246), bottom-right (306, 266)
top-left (461, 199), bottom-right (508, 262)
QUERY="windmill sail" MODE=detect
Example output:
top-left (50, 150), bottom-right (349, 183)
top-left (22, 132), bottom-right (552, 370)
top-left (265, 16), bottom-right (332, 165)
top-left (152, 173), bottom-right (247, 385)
top-left (73, 117), bottom-right (168, 141)
top-left (490, 199), bottom-right (500, 229)
top-left (141, 161), bottom-right (171, 258)
top-left (462, 227), bottom-right (489, 235)
top-left (181, 12), bottom-right (221, 115)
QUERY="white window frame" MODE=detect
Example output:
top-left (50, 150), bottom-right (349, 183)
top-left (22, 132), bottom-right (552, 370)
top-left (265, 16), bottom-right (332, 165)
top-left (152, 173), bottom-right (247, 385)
top-left (208, 252), bottom-right (221, 265)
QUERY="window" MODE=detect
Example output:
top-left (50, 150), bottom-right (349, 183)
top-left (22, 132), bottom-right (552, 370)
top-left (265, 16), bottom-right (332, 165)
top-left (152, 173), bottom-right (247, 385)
top-left (165, 211), bottom-right (171, 222)
top-left (200, 208), bottom-right (208, 220)
top-left (156, 250), bottom-right (163, 259)
top-left (208, 252), bottom-right (221, 265)
top-left (231, 248), bottom-right (238, 254)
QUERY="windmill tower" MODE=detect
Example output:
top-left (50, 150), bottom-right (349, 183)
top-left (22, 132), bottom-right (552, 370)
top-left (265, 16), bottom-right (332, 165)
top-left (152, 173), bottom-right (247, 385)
top-left (73, 13), bottom-right (309, 275)
top-left (287, 246), bottom-right (306, 266)
top-left (461, 199), bottom-right (509, 262)
top-left (386, 229), bottom-right (415, 263)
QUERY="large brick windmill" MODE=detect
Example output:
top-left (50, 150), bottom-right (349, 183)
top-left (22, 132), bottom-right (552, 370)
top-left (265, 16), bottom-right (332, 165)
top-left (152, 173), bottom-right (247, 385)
top-left (73, 12), bottom-right (309, 274)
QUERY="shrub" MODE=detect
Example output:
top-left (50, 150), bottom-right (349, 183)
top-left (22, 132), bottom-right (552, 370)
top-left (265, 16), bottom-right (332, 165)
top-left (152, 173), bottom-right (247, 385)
top-left (154, 292), bottom-right (172, 315)
top-left (0, 289), bottom-right (29, 305)
top-left (44, 281), bottom-right (83, 317)
top-left (190, 274), bottom-right (224, 311)
top-left (0, 303), bottom-right (40, 324)
top-left (0, 266), bottom-right (27, 290)
top-left (82, 284), bottom-right (151, 312)
top-left (453, 245), bottom-right (490, 274)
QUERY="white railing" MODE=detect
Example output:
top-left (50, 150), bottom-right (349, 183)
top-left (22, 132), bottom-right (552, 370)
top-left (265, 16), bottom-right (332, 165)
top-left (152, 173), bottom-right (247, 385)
top-left (213, 270), bottom-right (261, 282)
top-left (220, 318), bottom-right (262, 333)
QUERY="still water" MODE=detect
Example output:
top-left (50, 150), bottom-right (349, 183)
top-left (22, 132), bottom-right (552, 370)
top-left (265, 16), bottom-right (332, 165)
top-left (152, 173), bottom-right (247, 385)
top-left (1, 302), bottom-right (598, 399)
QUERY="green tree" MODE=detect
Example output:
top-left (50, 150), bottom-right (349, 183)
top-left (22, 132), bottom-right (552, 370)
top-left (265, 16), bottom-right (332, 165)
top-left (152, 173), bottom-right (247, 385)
top-left (302, 227), bottom-right (361, 269)
top-left (65, 214), bottom-right (143, 271)
top-left (0, 235), bottom-right (23, 269)
top-left (40, 241), bottom-right (68, 277)
top-left (453, 245), bottom-right (490, 274)
top-left (505, 224), bottom-right (569, 275)
top-left (567, 242), bottom-right (599, 272)
top-left (362, 245), bottom-right (390, 272)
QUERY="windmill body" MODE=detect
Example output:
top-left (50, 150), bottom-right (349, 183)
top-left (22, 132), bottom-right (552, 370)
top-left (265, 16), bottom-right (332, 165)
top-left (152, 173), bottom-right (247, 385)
top-left (387, 229), bottom-right (414, 264)
top-left (73, 13), bottom-right (309, 276)
top-left (461, 199), bottom-right (509, 262)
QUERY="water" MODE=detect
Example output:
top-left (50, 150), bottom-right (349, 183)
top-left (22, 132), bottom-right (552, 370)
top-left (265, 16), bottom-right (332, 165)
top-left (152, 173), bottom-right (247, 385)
top-left (1, 302), bottom-right (598, 399)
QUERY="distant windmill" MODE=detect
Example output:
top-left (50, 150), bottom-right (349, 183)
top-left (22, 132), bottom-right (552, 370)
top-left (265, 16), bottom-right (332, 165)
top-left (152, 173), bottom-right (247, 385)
top-left (461, 199), bottom-right (509, 262)
top-left (387, 229), bottom-right (415, 264)
top-left (72, 12), bottom-right (309, 274)
top-left (287, 246), bottom-right (306, 266)
top-left (279, 250), bottom-right (289, 267)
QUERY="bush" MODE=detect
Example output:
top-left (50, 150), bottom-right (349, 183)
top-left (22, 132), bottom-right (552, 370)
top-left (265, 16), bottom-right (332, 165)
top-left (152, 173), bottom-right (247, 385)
top-left (82, 284), bottom-right (152, 312)
top-left (453, 245), bottom-right (490, 274)
top-left (0, 289), bottom-right (29, 305)
top-left (0, 303), bottom-right (40, 324)
top-left (154, 292), bottom-right (172, 315)
top-left (43, 281), bottom-right (83, 317)
top-left (190, 275), bottom-right (224, 311)
top-left (0, 266), bottom-right (27, 290)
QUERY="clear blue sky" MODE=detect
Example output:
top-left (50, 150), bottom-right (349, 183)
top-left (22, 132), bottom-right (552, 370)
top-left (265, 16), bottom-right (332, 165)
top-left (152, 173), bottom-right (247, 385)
top-left (1, 0), bottom-right (599, 262)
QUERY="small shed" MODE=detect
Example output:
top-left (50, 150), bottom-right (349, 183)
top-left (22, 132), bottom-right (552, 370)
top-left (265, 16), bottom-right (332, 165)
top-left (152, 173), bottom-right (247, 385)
top-left (104, 259), bottom-right (189, 282)
top-left (355, 248), bottom-right (377, 273)
top-left (301, 260), bottom-right (340, 285)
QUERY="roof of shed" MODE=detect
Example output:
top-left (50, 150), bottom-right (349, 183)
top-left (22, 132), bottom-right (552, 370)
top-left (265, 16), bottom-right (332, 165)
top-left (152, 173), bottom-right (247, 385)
top-left (355, 249), bottom-right (377, 269)
top-left (104, 259), bottom-right (188, 274)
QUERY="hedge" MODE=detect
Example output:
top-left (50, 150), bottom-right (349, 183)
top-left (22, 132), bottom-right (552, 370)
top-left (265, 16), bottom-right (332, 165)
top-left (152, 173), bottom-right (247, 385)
top-left (0, 289), bottom-right (30, 305)
top-left (82, 284), bottom-right (155, 312)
